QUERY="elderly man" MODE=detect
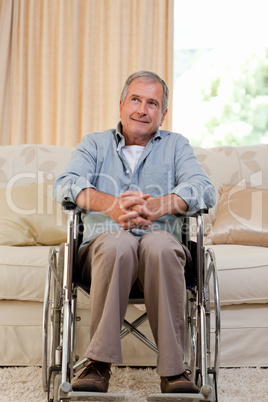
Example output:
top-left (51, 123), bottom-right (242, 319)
top-left (53, 70), bottom-right (216, 394)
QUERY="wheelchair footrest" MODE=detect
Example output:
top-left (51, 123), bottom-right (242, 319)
top-left (61, 391), bottom-right (125, 401)
top-left (147, 393), bottom-right (213, 402)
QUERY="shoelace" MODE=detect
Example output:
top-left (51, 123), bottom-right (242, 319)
top-left (167, 369), bottom-right (192, 382)
top-left (79, 361), bottom-right (111, 379)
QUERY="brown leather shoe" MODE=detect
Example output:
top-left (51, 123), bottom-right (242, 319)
top-left (72, 360), bottom-right (111, 392)
top-left (161, 370), bottom-right (199, 393)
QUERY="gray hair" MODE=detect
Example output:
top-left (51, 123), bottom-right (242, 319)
top-left (120, 70), bottom-right (169, 111)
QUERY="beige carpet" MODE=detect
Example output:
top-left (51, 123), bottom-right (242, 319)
top-left (0, 366), bottom-right (268, 401)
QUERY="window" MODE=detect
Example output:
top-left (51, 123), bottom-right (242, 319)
top-left (173, 0), bottom-right (268, 147)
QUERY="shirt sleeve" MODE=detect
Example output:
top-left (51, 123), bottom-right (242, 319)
top-left (171, 137), bottom-right (216, 212)
top-left (52, 135), bottom-right (97, 204)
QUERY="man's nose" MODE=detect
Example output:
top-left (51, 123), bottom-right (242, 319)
top-left (137, 101), bottom-right (147, 115)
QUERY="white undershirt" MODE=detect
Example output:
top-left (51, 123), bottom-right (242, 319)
top-left (121, 145), bottom-right (145, 173)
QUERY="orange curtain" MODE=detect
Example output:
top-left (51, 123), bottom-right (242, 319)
top-left (0, 0), bottom-right (174, 147)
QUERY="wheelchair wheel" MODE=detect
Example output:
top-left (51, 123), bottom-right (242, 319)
top-left (190, 246), bottom-right (220, 402)
top-left (42, 244), bottom-right (65, 393)
top-left (205, 248), bottom-right (220, 377)
top-left (202, 247), bottom-right (221, 401)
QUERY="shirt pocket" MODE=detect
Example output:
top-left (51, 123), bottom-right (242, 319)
top-left (142, 163), bottom-right (174, 197)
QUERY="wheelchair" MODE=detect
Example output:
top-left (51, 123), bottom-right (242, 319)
top-left (42, 201), bottom-right (221, 402)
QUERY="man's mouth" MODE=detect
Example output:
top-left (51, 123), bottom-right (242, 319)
top-left (131, 117), bottom-right (149, 124)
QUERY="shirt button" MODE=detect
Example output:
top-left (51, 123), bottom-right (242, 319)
top-left (126, 169), bottom-right (130, 174)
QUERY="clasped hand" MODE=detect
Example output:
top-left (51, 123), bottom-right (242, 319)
top-left (118, 190), bottom-right (153, 230)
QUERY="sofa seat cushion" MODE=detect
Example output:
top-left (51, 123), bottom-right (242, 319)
top-left (0, 300), bottom-right (90, 366)
top-left (1, 243), bottom-right (267, 307)
top-left (0, 245), bottom-right (89, 307)
top-left (211, 304), bottom-right (268, 367)
top-left (208, 244), bottom-right (268, 306)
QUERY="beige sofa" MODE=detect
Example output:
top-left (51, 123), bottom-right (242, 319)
top-left (0, 143), bottom-right (267, 367)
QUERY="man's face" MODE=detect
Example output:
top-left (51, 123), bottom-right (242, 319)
top-left (119, 79), bottom-right (167, 145)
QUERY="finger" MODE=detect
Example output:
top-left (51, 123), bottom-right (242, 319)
top-left (135, 216), bottom-right (152, 228)
top-left (120, 197), bottom-right (145, 209)
top-left (118, 217), bottom-right (152, 230)
top-left (118, 197), bottom-right (137, 214)
top-left (142, 193), bottom-right (151, 200)
top-left (121, 201), bottom-right (153, 221)
top-left (138, 204), bottom-right (153, 217)
top-left (119, 190), bottom-right (143, 198)
top-left (119, 190), bottom-right (137, 198)
top-left (130, 203), bottom-right (153, 219)
top-left (118, 210), bottom-right (139, 222)
top-left (119, 191), bottom-right (150, 199)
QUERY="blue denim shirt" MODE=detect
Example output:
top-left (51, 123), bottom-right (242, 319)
top-left (53, 124), bottom-right (216, 244)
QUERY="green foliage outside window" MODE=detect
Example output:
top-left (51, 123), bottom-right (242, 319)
top-left (203, 48), bottom-right (268, 146)
top-left (173, 48), bottom-right (268, 147)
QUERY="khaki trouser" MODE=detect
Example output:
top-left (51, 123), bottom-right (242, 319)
top-left (76, 230), bottom-right (186, 377)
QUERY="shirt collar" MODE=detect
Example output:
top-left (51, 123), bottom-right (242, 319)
top-left (115, 121), bottom-right (163, 145)
top-left (115, 122), bottom-right (124, 143)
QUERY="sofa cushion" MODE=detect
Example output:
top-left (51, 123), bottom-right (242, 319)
top-left (213, 304), bottom-right (268, 367)
top-left (0, 144), bottom-right (74, 189)
top-left (0, 300), bottom-right (90, 366)
top-left (208, 244), bottom-right (268, 305)
top-left (0, 182), bottom-right (67, 246)
top-left (0, 245), bottom-right (89, 307)
top-left (193, 144), bottom-right (268, 234)
top-left (0, 245), bottom-right (53, 302)
top-left (1, 242), bottom-right (267, 307)
top-left (206, 185), bottom-right (268, 247)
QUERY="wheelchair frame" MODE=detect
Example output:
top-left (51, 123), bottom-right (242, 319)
top-left (42, 203), bottom-right (221, 402)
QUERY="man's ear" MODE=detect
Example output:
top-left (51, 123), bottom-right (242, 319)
top-left (119, 100), bottom-right (123, 117)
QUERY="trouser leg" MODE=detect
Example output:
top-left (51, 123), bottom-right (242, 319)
top-left (138, 230), bottom-right (186, 377)
top-left (76, 230), bottom-right (139, 363)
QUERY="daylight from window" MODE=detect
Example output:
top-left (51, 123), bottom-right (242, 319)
top-left (173, 0), bottom-right (268, 147)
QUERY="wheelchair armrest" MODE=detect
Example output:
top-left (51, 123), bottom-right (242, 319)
top-left (179, 209), bottom-right (209, 247)
top-left (187, 208), bottom-right (209, 217)
top-left (176, 208), bottom-right (209, 218)
top-left (62, 200), bottom-right (78, 210)
top-left (61, 200), bottom-right (84, 255)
